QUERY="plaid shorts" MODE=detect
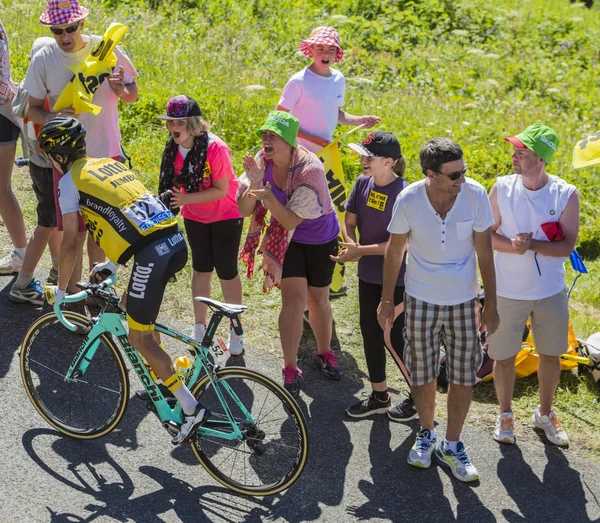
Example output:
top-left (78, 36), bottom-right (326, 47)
top-left (404, 294), bottom-right (482, 386)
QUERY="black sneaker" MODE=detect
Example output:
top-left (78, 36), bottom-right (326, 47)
top-left (315, 349), bottom-right (343, 380)
top-left (282, 366), bottom-right (303, 398)
top-left (388, 394), bottom-right (419, 422)
top-left (329, 284), bottom-right (348, 298)
top-left (346, 392), bottom-right (391, 418)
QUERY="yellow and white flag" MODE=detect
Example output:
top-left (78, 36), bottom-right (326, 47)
top-left (53, 22), bottom-right (128, 115)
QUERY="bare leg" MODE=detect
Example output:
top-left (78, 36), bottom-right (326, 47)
top-left (192, 271), bottom-right (212, 326)
top-left (538, 354), bottom-right (561, 415)
top-left (86, 235), bottom-right (105, 269)
top-left (412, 379), bottom-right (436, 430)
top-left (67, 231), bottom-right (86, 293)
top-left (371, 380), bottom-right (388, 393)
top-left (279, 277), bottom-right (308, 368)
top-left (446, 384), bottom-right (472, 441)
top-left (0, 143), bottom-right (27, 249)
top-left (220, 274), bottom-right (242, 306)
top-left (493, 355), bottom-right (517, 413)
top-left (306, 285), bottom-right (332, 353)
top-left (20, 226), bottom-right (56, 274)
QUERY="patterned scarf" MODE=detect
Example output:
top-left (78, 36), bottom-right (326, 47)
top-left (238, 146), bottom-right (325, 291)
top-left (158, 132), bottom-right (209, 195)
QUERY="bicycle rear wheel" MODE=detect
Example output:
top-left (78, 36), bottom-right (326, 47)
top-left (20, 311), bottom-right (129, 439)
top-left (191, 367), bottom-right (309, 496)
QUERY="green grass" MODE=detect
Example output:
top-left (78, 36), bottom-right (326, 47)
top-left (2, 0), bottom-right (600, 456)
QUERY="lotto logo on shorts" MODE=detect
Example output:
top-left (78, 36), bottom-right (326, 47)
top-left (366, 190), bottom-right (388, 211)
top-left (154, 242), bottom-right (170, 257)
top-left (129, 262), bottom-right (154, 299)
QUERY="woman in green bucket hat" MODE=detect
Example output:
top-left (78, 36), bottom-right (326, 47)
top-left (237, 110), bottom-right (342, 397)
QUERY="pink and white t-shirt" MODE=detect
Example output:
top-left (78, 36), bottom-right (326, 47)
top-left (177, 132), bottom-right (242, 224)
top-left (24, 35), bottom-right (137, 158)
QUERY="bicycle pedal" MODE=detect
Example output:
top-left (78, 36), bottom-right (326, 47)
top-left (163, 420), bottom-right (180, 438)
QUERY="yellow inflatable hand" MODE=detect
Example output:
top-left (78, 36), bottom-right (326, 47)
top-left (52, 22), bottom-right (129, 115)
top-left (572, 130), bottom-right (600, 169)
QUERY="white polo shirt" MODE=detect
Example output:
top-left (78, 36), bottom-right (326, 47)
top-left (388, 177), bottom-right (494, 306)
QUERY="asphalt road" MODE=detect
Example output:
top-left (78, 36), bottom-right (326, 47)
top-left (1, 272), bottom-right (599, 523)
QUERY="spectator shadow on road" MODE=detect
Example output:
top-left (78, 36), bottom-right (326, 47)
top-left (23, 429), bottom-right (268, 522)
top-left (345, 418), bottom-right (495, 522)
top-left (0, 276), bottom-right (46, 379)
top-left (498, 442), bottom-right (596, 522)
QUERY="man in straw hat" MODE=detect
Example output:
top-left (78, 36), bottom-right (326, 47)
top-left (23, 0), bottom-right (139, 303)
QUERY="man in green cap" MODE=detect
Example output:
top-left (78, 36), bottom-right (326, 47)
top-left (487, 123), bottom-right (580, 447)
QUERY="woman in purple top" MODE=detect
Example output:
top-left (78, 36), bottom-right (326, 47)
top-left (238, 111), bottom-right (341, 397)
top-left (332, 131), bottom-right (415, 420)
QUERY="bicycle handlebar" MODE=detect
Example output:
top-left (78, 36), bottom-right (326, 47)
top-left (54, 274), bottom-right (117, 332)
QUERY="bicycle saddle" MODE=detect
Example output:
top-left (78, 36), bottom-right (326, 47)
top-left (193, 297), bottom-right (247, 317)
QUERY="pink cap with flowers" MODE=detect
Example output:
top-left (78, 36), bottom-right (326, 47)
top-left (300, 26), bottom-right (344, 62)
top-left (40, 0), bottom-right (89, 26)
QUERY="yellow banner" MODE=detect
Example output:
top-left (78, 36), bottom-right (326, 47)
top-left (53, 22), bottom-right (128, 115)
top-left (318, 142), bottom-right (347, 294)
top-left (573, 130), bottom-right (600, 169)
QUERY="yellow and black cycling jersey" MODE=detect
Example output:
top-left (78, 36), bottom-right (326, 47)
top-left (59, 157), bottom-right (178, 264)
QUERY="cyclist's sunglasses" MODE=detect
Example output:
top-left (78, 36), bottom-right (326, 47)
top-left (49, 23), bottom-right (80, 35)
top-left (435, 166), bottom-right (468, 181)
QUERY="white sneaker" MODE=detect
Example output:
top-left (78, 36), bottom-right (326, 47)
top-left (227, 325), bottom-right (244, 356)
top-left (407, 429), bottom-right (437, 468)
top-left (493, 412), bottom-right (515, 444)
top-left (192, 324), bottom-right (206, 343)
top-left (172, 402), bottom-right (210, 445)
top-left (532, 406), bottom-right (569, 446)
top-left (0, 249), bottom-right (24, 275)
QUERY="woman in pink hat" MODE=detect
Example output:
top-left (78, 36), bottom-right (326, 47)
top-left (276, 26), bottom-right (381, 154)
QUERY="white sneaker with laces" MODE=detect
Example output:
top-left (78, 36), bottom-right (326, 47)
top-left (532, 406), bottom-right (569, 446)
top-left (408, 429), bottom-right (437, 468)
top-left (493, 412), bottom-right (515, 444)
top-left (192, 324), bottom-right (206, 343)
top-left (172, 402), bottom-right (210, 445)
top-left (227, 325), bottom-right (244, 356)
top-left (0, 249), bottom-right (24, 275)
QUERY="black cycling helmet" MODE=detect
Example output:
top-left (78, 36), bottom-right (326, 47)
top-left (39, 116), bottom-right (86, 171)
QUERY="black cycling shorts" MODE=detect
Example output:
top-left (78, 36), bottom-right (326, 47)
top-left (0, 114), bottom-right (20, 145)
top-left (281, 238), bottom-right (338, 288)
top-left (29, 162), bottom-right (56, 227)
top-left (184, 217), bottom-right (243, 280)
top-left (126, 231), bottom-right (188, 331)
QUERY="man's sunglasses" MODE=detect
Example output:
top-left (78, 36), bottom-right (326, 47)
top-left (435, 166), bottom-right (468, 181)
top-left (49, 23), bottom-right (80, 35)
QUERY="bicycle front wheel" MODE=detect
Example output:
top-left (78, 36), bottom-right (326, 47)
top-left (20, 311), bottom-right (129, 439)
top-left (191, 367), bottom-right (309, 496)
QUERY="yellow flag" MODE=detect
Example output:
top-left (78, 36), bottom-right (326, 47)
top-left (572, 130), bottom-right (600, 169)
top-left (53, 22), bottom-right (129, 115)
top-left (317, 142), bottom-right (347, 294)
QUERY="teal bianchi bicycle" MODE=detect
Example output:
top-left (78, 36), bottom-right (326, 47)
top-left (19, 276), bottom-right (309, 496)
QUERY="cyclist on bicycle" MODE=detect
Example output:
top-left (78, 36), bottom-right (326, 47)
top-left (39, 116), bottom-right (209, 444)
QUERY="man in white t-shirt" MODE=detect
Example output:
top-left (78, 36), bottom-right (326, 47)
top-left (378, 137), bottom-right (498, 483)
top-left (23, 0), bottom-right (138, 298)
top-left (487, 124), bottom-right (579, 448)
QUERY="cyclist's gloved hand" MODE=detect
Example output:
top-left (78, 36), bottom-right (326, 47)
top-left (159, 189), bottom-right (180, 217)
top-left (44, 285), bottom-right (65, 305)
top-left (91, 260), bottom-right (118, 284)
